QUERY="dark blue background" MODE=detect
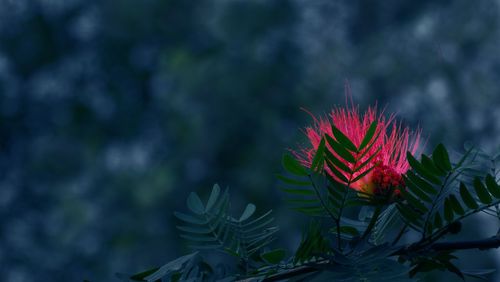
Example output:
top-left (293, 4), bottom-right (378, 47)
top-left (1, 1), bottom-right (500, 281)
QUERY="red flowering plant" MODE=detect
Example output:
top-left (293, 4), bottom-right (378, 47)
top-left (119, 94), bottom-right (500, 282)
top-left (294, 103), bottom-right (421, 201)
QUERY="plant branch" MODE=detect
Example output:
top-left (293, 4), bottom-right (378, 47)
top-left (430, 235), bottom-right (500, 251)
top-left (236, 235), bottom-right (500, 282)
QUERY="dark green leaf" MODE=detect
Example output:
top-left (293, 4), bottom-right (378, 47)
top-left (473, 177), bottom-right (492, 204)
top-left (129, 267), bottom-right (160, 281)
top-left (293, 206), bottom-right (325, 215)
top-left (405, 171), bottom-right (437, 195)
top-left (144, 252), bottom-right (200, 282)
top-left (432, 143), bottom-right (452, 172)
top-left (276, 174), bottom-right (310, 186)
top-left (311, 137), bottom-right (326, 172)
top-left (444, 198), bottom-right (454, 222)
top-left (325, 161), bottom-right (349, 183)
top-left (280, 187), bottom-right (314, 195)
top-left (442, 260), bottom-right (465, 280)
top-left (180, 233), bottom-right (220, 242)
top-left (331, 125), bottom-right (358, 152)
top-left (407, 152), bottom-right (442, 185)
top-left (434, 213), bottom-right (443, 229)
top-left (326, 184), bottom-right (344, 200)
top-left (448, 195), bottom-right (465, 215)
top-left (174, 212), bottom-right (207, 225)
top-left (351, 165), bottom-right (376, 183)
top-left (421, 154), bottom-right (446, 176)
top-left (339, 225), bottom-right (360, 236)
top-left (353, 146), bottom-right (381, 173)
top-left (400, 188), bottom-right (428, 213)
top-left (459, 182), bottom-right (478, 210)
top-left (405, 177), bottom-right (433, 203)
top-left (283, 154), bottom-right (308, 176)
top-left (261, 249), bottom-right (286, 264)
top-left (397, 203), bottom-right (422, 226)
top-left (325, 135), bottom-right (356, 163)
top-left (485, 174), bottom-right (500, 198)
top-left (358, 121), bottom-right (378, 151)
top-left (325, 149), bottom-right (351, 173)
top-left (176, 225), bottom-right (213, 234)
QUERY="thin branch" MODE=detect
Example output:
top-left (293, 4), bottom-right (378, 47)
top-left (236, 235), bottom-right (500, 282)
top-left (431, 235), bottom-right (500, 251)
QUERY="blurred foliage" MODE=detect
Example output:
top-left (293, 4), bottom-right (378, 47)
top-left (1, 0), bottom-right (500, 281)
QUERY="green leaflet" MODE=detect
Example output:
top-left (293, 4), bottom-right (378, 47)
top-left (175, 185), bottom-right (276, 258)
top-left (443, 198), bottom-right (454, 222)
top-left (432, 143), bottom-right (452, 172)
top-left (421, 154), bottom-right (446, 176)
top-left (311, 137), bottom-right (326, 172)
top-left (473, 177), bottom-right (492, 204)
top-left (434, 213), bottom-right (443, 229)
top-left (239, 203), bottom-right (256, 222)
top-left (358, 121), bottom-right (378, 151)
top-left (187, 192), bottom-right (205, 215)
top-left (283, 154), bottom-right (308, 176)
top-left (331, 125), bottom-right (358, 152)
top-left (406, 152), bottom-right (442, 185)
top-left (485, 174), bottom-right (500, 198)
top-left (261, 249), bottom-right (286, 264)
top-left (294, 221), bottom-right (331, 264)
top-left (325, 149), bottom-right (352, 173)
top-left (459, 182), bottom-right (478, 210)
top-left (448, 195), bottom-right (465, 216)
top-left (405, 171), bottom-right (437, 195)
top-left (325, 135), bottom-right (356, 163)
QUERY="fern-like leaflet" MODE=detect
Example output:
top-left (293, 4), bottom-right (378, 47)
top-left (397, 144), bottom-right (500, 241)
top-left (174, 184), bottom-right (278, 260)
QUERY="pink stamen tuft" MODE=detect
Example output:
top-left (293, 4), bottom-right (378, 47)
top-left (295, 101), bottom-right (421, 195)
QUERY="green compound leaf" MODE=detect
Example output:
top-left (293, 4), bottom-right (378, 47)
top-left (325, 148), bottom-right (352, 174)
top-left (358, 121), bottom-right (378, 151)
top-left (283, 154), bottom-right (308, 176)
top-left (311, 137), bottom-right (326, 172)
top-left (485, 174), bottom-right (500, 198)
top-left (276, 174), bottom-right (310, 186)
top-left (448, 195), bottom-right (465, 215)
top-left (434, 213), bottom-right (443, 229)
top-left (421, 154), bottom-right (446, 176)
top-left (444, 198), bottom-right (454, 222)
top-left (407, 152), bottom-right (442, 185)
top-left (261, 248), bottom-right (286, 264)
top-left (448, 195), bottom-right (465, 216)
top-left (331, 125), bottom-right (358, 152)
top-left (325, 135), bottom-right (356, 163)
top-left (459, 182), bottom-right (478, 210)
top-left (405, 171), bottom-right (437, 195)
top-left (432, 143), bottom-right (452, 172)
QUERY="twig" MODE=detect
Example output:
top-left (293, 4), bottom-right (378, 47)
top-left (236, 235), bottom-right (500, 282)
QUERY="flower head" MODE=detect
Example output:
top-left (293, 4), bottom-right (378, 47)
top-left (295, 102), bottom-right (421, 198)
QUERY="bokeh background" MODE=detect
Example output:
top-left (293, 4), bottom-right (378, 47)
top-left (1, 0), bottom-right (500, 281)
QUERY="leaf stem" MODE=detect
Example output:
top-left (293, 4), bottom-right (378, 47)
top-left (360, 205), bottom-right (382, 241)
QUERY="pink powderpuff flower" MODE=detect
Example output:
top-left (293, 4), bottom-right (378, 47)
top-left (295, 101), bottom-right (422, 197)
